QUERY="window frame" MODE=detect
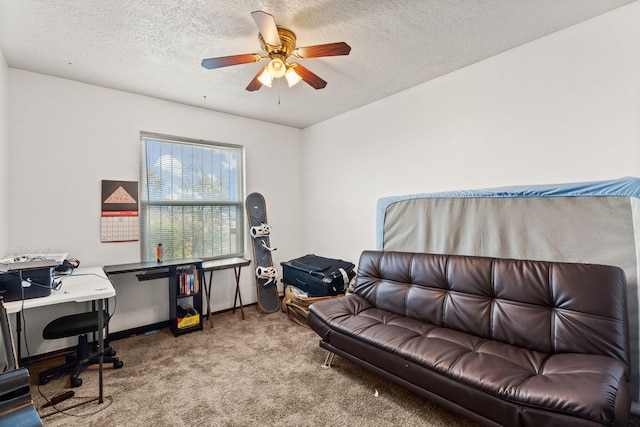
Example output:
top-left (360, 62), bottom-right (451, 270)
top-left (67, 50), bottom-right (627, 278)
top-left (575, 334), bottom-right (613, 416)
top-left (139, 132), bottom-right (245, 262)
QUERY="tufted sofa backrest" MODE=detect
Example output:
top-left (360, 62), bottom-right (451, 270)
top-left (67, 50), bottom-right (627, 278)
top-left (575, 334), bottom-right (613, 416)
top-left (355, 250), bottom-right (630, 368)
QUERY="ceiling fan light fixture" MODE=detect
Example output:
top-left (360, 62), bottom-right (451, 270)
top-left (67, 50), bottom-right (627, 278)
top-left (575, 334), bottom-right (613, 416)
top-left (267, 56), bottom-right (286, 78)
top-left (257, 66), bottom-right (273, 87)
top-left (285, 64), bottom-right (302, 87)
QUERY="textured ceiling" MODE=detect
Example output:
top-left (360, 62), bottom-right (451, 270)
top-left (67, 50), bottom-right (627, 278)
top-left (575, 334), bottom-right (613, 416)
top-left (0, 0), bottom-right (636, 128)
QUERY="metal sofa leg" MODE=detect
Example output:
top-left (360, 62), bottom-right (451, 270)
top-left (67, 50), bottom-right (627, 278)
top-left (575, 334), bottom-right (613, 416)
top-left (322, 351), bottom-right (336, 368)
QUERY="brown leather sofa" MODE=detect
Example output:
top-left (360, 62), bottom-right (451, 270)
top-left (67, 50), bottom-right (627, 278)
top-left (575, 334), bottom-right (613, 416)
top-left (308, 251), bottom-right (631, 426)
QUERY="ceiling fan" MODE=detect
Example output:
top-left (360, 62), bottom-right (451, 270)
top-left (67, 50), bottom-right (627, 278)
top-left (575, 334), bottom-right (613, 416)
top-left (201, 11), bottom-right (351, 91)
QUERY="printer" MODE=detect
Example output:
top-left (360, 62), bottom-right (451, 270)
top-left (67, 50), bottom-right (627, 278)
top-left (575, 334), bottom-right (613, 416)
top-left (0, 259), bottom-right (58, 302)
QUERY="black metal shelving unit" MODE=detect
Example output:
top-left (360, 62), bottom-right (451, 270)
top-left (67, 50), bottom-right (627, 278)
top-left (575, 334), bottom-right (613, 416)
top-left (168, 261), bottom-right (204, 336)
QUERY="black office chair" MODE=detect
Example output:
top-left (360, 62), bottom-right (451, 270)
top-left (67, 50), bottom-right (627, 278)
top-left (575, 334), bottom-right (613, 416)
top-left (38, 311), bottom-right (123, 387)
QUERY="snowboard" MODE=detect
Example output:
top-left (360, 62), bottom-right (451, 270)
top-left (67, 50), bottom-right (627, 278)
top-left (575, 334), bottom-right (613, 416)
top-left (246, 192), bottom-right (280, 313)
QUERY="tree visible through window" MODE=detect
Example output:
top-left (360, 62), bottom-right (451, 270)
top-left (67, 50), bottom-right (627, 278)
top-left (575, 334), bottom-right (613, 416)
top-left (140, 133), bottom-right (244, 262)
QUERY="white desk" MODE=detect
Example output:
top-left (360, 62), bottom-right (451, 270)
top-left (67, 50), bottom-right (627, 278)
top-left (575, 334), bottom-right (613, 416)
top-left (4, 267), bottom-right (115, 314)
top-left (4, 266), bottom-right (115, 403)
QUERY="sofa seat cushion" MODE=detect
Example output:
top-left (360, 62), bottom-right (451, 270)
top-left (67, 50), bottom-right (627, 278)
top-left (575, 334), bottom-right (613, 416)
top-left (310, 294), bottom-right (628, 424)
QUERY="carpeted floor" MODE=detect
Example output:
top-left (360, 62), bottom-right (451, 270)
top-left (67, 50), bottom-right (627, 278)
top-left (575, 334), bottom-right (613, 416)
top-left (26, 308), bottom-right (640, 427)
top-left (27, 308), bottom-right (479, 427)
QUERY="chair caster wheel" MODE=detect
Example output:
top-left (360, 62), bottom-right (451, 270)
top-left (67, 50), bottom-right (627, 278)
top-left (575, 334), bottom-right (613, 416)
top-left (114, 360), bottom-right (124, 369)
top-left (105, 348), bottom-right (116, 357)
top-left (71, 377), bottom-right (82, 388)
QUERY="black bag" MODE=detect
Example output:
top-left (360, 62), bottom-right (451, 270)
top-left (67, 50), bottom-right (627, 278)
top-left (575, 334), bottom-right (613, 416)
top-left (281, 254), bottom-right (356, 297)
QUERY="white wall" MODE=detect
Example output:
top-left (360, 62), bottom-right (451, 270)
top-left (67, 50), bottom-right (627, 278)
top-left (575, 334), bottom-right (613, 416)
top-left (0, 49), bottom-right (8, 258)
top-left (7, 71), bottom-right (303, 354)
top-left (301, 2), bottom-right (640, 266)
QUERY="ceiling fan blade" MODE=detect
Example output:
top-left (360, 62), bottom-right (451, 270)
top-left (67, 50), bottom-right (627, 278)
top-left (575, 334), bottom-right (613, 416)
top-left (246, 68), bottom-right (264, 91)
top-left (291, 63), bottom-right (327, 90)
top-left (293, 42), bottom-right (351, 59)
top-left (251, 10), bottom-right (281, 49)
top-left (201, 53), bottom-right (262, 70)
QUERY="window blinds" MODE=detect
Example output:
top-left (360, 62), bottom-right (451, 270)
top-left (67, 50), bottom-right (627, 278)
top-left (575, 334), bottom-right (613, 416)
top-left (139, 132), bottom-right (244, 262)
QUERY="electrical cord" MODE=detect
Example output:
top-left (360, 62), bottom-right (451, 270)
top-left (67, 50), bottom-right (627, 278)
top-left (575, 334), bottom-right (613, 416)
top-left (18, 271), bottom-right (32, 366)
top-left (37, 386), bottom-right (114, 419)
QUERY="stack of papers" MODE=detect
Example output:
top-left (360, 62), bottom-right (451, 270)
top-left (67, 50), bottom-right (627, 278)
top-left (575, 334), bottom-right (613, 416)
top-left (0, 253), bottom-right (67, 272)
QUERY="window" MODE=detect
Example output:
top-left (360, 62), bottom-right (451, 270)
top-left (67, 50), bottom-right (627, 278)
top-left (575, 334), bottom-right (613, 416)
top-left (140, 132), bottom-right (244, 262)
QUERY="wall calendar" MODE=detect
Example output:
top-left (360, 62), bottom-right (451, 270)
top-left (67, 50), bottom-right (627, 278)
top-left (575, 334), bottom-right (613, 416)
top-left (101, 180), bottom-right (139, 242)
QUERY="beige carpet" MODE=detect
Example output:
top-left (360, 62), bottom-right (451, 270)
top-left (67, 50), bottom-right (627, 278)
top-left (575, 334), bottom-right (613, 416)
top-left (28, 308), bottom-right (479, 427)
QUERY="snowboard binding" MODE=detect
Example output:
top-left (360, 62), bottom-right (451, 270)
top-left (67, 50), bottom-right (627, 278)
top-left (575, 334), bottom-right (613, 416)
top-left (250, 223), bottom-right (271, 238)
top-left (256, 266), bottom-right (278, 286)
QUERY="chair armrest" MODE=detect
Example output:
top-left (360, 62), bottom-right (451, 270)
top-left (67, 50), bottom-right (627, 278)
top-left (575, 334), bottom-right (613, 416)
top-left (0, 367), bottom-right (43, 427)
